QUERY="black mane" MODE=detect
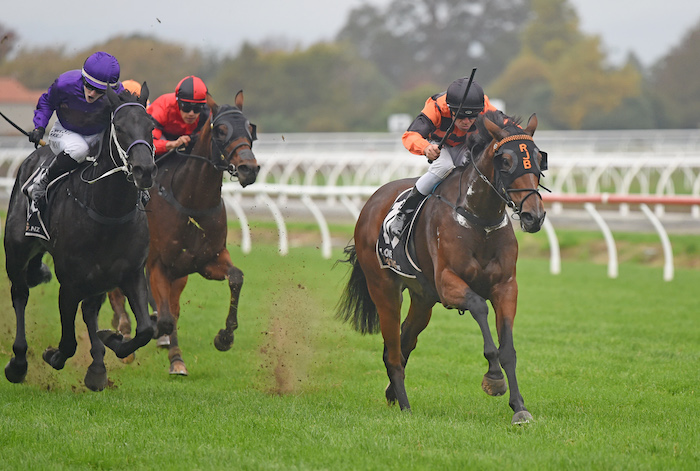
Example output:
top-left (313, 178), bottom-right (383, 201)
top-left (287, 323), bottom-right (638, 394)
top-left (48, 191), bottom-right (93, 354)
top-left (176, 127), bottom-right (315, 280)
top-left (467, 110), bottom-right (523, 158)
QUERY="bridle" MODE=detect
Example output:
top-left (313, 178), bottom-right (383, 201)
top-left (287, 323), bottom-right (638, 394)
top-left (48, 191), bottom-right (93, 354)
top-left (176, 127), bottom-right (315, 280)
top-left (209, 106), bottom-right (257, 176)
top-left (82, 101), bottom-right (154, 184)
top-left (471, 134), bottom-right (549, 219)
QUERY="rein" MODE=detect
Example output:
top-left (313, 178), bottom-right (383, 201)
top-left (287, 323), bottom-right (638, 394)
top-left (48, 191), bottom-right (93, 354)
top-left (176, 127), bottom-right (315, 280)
top-left (81, 102), bottom-right (154, 184)
top-left (436, 133), bottom-right (546, 228)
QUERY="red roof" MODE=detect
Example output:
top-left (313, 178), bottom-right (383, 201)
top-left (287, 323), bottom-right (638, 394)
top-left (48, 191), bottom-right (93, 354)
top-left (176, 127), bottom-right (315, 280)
top-left (0, 77), bottom-right (43, 103)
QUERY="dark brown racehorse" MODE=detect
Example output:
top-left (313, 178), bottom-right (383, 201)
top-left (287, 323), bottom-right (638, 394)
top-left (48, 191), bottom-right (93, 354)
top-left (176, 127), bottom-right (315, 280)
top-left (110, 91), bottom-right (259, 375)
top-left (4, 86), bottom-right (157, 391)
top-left (337, 111), bottom-right (546, 424)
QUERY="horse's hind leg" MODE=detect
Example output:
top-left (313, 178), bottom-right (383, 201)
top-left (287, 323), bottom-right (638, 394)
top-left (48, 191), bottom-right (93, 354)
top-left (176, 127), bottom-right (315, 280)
top-left (43, 288), bottom-right (80, 370)
top-left (81, 295), bottom-right (109, 391)
top-left (201, 250), bottom-right (241, 352)
top-left (164, 276), bottom-right (188, 375)
top-left (384, 293), bottom-right (434, 404)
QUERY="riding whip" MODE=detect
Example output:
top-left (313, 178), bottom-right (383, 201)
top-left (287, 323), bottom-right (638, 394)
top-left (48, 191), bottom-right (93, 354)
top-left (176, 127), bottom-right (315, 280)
top-left (438, 67), bottom-right (477, 150)
top-left (0, 110), bottom-right (46, 146)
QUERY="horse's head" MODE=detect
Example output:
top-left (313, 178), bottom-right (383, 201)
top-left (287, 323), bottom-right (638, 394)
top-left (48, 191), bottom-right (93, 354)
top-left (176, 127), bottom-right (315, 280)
top-left (207, 91), bottom-right (260, 187)
top-left (476, 111), bottom-right (547, 233)
top-left (105, 83), bottom-right (157, 190)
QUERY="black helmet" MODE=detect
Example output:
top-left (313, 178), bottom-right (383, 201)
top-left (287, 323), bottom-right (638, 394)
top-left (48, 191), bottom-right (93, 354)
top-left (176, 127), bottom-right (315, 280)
top-left (446, 78), bottom-right (484, 119)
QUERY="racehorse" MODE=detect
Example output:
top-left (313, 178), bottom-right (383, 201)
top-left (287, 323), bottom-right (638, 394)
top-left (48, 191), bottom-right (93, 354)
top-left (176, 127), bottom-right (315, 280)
top-left (337, 111), bottom-right (547, 424)
top-left (4, 85), bottom-right (157, 391)
top-left (110, 90), bottom-right (259, 375)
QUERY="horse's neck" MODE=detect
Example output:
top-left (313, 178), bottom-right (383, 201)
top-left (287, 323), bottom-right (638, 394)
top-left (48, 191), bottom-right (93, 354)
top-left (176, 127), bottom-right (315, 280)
top-left (455, 165), bottom-right (506, 219)
top-left (170, 155), bottom-right (223, 206)
top-left (82, 155), bottom-right (137, 216)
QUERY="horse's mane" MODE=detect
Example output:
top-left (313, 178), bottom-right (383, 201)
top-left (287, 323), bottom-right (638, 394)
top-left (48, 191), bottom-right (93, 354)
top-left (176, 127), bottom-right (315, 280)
top-left (467, 110), bottom-right (523, 158)
top-left (117, 89), bottom-right (140, 103)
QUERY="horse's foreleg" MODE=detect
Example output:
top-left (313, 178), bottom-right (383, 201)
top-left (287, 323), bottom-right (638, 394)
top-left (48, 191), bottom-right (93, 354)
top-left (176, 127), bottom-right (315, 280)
top-left (202, 250), bottom-right (241, 352)
top-left (438, 270), bottom-right (506, 396)
top-left (492, 285), bottom-right (532, 425)
top-left (43, 288), bottom-right (80, 370)
top-left (148, 264), bottom-right (177, 338)
top-left (81, 295), bottom-right (108, 391)
top-left (5, 281), bottom-right (30, 384)
top-left (100, 272), bottom-right (155, 359)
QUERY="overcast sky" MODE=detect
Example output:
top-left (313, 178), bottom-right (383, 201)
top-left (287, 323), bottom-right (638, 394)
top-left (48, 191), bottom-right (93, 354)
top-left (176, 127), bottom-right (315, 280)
top-left (4, 0), bottom-right (700, 67)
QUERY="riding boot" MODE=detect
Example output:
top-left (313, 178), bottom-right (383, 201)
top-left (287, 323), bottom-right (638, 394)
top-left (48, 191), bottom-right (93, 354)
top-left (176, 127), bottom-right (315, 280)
top-left (32, 151), bottom-right (79, 204)
top-left (389, 186), bottom-right (425, 237)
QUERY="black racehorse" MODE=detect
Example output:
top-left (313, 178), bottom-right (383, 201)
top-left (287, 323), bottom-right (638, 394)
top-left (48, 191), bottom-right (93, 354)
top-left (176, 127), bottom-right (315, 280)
top-left (337, 111), bottom-right (546, 424)
top-left (3, 84), bottom-right (157, 391)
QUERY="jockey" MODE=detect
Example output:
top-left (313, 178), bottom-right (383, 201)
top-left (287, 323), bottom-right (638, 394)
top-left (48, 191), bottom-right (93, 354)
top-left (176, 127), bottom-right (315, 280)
top-left (28, 51), bottom-right (124, 203)
top-left (147, 75), bottom-right (210, 156)
top-left (389, 78), bottom-right (499, 237)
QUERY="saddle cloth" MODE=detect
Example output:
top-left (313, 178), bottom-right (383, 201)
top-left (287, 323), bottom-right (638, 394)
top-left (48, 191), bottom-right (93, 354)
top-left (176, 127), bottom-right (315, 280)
top-left (375, 188), bottom-right (428, 279)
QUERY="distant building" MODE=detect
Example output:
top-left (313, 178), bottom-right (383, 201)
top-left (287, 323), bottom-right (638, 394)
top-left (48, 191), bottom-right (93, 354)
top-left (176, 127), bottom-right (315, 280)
top-left (0, 77), bottom-right (53, 136)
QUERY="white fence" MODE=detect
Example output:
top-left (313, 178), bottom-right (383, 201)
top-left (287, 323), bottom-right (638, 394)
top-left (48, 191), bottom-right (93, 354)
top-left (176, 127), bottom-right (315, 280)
top-left (3, 130), bottom-right (700, 280)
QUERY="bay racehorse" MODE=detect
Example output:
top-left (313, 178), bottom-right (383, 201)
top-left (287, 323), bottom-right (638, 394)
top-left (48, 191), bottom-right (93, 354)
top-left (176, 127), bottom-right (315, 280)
top-left (110, 90), bottom-right (259, 375)
top-left (4, 85), bottom-right (157, 391)
top-left (337, 111), bottom-right (547, 424)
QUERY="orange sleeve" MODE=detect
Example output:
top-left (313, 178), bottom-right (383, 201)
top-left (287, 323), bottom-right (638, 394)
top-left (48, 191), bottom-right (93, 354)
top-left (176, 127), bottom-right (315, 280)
top-left (401, 97), bottom-right (443, 156)
top-left (147, 95), bottom-right (171, 156)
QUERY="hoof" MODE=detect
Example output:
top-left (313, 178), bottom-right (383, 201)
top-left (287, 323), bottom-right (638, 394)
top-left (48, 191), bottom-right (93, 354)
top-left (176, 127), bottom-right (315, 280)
top-left (156, 335), bottom-right (170, 348)
top-left (512, 410), bottom-right (533, 425)
top-left (213, 329), bottom-right (233, 351)
top-left (84, 365), bottom-right (108, 391)
top-left (482, 375), bottom-right (507, 396)
top-left (385, 383), bottom-right (397, 405)
top-left (169, 360), bottom-right (188, 376)
top-left (42, 347), bottom-right (65, 370)
top-left (97, 329), bottom-right (123, 345)
top-left (121, 352), bottom-right (136, 364)
top-left (5, 359), bottom-right (28, 383)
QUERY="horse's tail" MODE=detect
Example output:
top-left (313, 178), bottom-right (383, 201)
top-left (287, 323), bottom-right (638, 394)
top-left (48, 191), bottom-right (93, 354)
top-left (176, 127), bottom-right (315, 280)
top-left (335, 244), bottom-right (380, 334)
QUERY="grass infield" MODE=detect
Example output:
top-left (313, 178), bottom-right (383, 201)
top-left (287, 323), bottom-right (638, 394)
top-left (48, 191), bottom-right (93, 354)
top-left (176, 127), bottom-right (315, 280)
top-left (0, 228), bottom-right (698, 470)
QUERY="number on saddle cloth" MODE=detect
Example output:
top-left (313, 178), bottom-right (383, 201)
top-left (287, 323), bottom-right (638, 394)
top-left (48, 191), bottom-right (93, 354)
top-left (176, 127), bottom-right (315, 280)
top-left (376, 189), bottom-right (426, 278)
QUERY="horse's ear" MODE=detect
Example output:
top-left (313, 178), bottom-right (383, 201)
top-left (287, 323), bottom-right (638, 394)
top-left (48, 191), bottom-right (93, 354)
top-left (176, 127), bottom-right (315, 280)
top-left (234, 90), bottom-right (244, 111)
top-left (139, 82), bottom-right (150, 107)
top-left (206, 93), bottom-right (218, 115)
top-left (106, 85), bottom-right (120, 108)
top-left (524, 113), bottom-right (538, 136)
top-left (484, 117), bottom-right (508, 142)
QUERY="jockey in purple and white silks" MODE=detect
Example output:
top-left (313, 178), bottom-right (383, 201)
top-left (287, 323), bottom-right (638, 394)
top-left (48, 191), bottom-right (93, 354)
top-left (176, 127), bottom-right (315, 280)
top-left (28, 51), bottom-right (125, 203)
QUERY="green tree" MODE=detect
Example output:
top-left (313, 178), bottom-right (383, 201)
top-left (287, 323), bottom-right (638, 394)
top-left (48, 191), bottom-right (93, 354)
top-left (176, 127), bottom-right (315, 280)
top-left (336, 0), bottom-right (530, 91)
top-left (651, 19), bottom-right (700, 128)
top-left (490, 0), bottom-right (642, 129)
top-left (211, 42), bottom-right (394, 132)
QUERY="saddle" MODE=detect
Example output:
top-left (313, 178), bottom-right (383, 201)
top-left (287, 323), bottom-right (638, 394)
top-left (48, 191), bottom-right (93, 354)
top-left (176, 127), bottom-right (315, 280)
top-left (21, 161), bottom-right (75, 241)
top-left (376, 188), bottom-right (429, 278)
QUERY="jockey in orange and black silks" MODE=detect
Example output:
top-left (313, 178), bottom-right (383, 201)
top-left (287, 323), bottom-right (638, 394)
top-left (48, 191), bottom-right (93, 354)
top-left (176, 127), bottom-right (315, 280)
top-left (390, 78), bottom-right (500, 237)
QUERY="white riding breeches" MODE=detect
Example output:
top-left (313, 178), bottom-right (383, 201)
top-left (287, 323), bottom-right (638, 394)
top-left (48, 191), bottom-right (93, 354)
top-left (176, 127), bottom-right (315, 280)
top-left (48, 121), bottom-right (103, 163)
top-left (415, 142), bottom-right (468, 195)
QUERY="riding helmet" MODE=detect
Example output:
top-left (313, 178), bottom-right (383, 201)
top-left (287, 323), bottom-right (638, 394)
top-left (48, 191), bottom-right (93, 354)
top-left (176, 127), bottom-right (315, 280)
top-left (446, 78), bottom-right (484, 118)
top-left (82, 52), bottom-right (120, 90)
top-left (176, 76), bottom-right (208, 103)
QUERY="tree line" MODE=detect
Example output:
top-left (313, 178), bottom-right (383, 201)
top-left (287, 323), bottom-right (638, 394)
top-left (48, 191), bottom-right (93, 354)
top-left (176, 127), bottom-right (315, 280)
top-left (1, 0), bottom-right (699, 132)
